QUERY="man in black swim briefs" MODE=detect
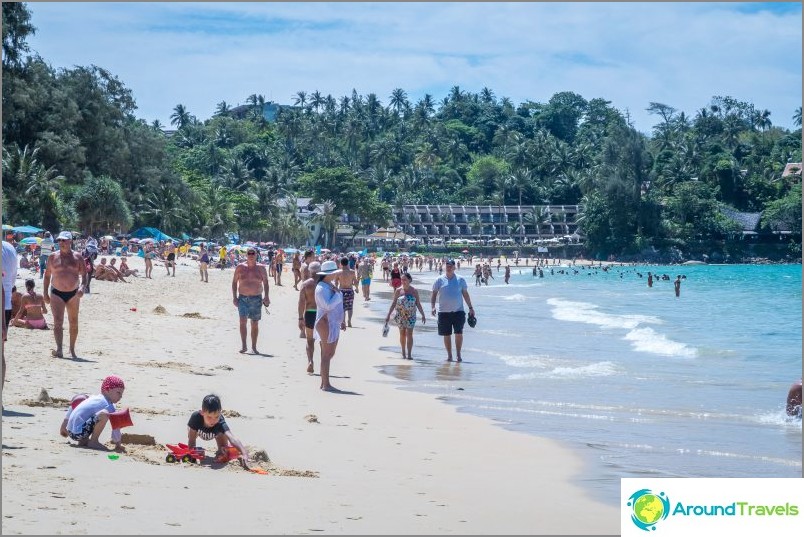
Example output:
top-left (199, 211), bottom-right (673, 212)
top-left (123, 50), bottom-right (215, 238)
top-left (43, 231), bottom-right (88, 359)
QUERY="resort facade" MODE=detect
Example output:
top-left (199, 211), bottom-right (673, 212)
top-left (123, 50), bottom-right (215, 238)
top-left (340, 204), bottom-right (583, 246)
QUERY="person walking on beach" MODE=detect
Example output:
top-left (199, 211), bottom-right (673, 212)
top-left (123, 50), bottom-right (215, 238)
top-left (336, 257), bottom-right (358, 328)
top-left (165, 241), bottom-right (177, 277)
top-left (39, 231), bottom-right (55, 279)
top-left (674, 275), bottom-right (681, 297)
top-left (385, 272), bottom-right (426, 360)
top-left (231, 247), bottom-right (271, 354)
top-left (297, 261), bottom-right (321, 374)
top-left (431, 259), bottom-right (475, 362)
top-left (314, 260), bottom-right (345, 391)
top-left (43, 231), bottom-right (88, 359)
top-left (274, 249), bottom-right (285, 286)
top-left (357, 257), bottom-right (372, 301)
top-left (292, 252), bottom-right (302, 290)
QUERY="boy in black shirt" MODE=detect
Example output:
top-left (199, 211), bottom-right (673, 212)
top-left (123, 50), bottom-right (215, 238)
top-left (187, 394), bottom-right (250, 464)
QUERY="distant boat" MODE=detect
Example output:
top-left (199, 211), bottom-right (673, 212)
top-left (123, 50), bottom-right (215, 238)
top-left (682, 260), bottom-right (707, 265)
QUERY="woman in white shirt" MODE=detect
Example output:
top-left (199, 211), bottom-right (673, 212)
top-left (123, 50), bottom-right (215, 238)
top-left (314, 260), bottom-right (344, 391)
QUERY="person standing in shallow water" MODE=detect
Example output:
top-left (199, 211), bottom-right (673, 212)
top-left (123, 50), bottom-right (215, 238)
top-left (431, 259), bottom-right (475, 363)
top-left (385, 272), bottom-right (426, 360)
top-left (674, 275), bottom-right (681, 297)
top-left (231, 248), bottom-right (271, 354)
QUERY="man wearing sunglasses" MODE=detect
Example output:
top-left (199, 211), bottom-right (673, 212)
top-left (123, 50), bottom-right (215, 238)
top-left (232, 249), bottom-right (271, 354)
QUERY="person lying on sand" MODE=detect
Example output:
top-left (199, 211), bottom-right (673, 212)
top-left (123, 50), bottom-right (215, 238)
top-left (59, 375), bottom-right (126, 451)
top-left (187, 394), bottom-right (250, 466)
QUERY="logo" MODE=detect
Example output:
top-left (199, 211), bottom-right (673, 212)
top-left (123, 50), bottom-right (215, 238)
top-left (627, 489), bottom-right (670, 531)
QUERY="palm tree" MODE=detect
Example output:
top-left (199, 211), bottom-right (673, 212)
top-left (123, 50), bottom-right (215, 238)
top-left (793, 107), bottom-right (802, 127)
top-left (468, 216), bottom-right (483, 241)
top-left (310, 90), bottom-right (324, 113)
top-left (389, 88), bottom-right (408, 117)
top-left (151, 119), bottom-right (163, 131)
top-left (3, 144), bottom-right (65, 230)
top-left (170, 104), bottom-right (191, 129)
top-left (141, 184), bottom-right (187, 234)
top-left (509, 168), bottom-right (532, 206)
top-left (310, 200), bottom-right (338, 248)
top-left (214, 101), bottom-right (231, 116)
top-left (293, 91), bottom-right (307, 110)
top-left (523, 206), bottom-right (551, 240)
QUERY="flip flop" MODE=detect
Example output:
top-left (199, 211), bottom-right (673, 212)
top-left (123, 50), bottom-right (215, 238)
top-left (249, 467), bottom-right (269, 475)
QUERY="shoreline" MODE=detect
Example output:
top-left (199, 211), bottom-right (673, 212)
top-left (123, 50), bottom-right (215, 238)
top-left (1, 254), bottom-right (619, 534)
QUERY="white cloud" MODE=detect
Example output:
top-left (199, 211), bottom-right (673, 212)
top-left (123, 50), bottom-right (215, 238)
top-left (25, 2), bottom-right (802, 133)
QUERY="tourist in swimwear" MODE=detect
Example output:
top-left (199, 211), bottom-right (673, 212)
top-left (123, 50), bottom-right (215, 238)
top-left (43, 231), bottom-right (88, 359)
top-left (314, 260), bottom-right (345, 391)
top-left (291, 251), bottom-right (302, 290)
top-left (198, 243), bottom-right (210, 282)
top-left (165, 241), bottom-right (177, 277)
top-left (11, 278), bottom-right (49, 329)
top-left (297, 261), bottom-right (321, 373)
top-left (336, 257), bottom-right (358, 328)
top-left (232, 247), bottom-right (271, 354)
top-left (389, 262), bottom-right (402, 290)
top-left (118, 257), bottom-right (139, 277)
top-left (385, 272), bottom-right (426, 360)
top-left (357, 257), bottom-right (372, 301)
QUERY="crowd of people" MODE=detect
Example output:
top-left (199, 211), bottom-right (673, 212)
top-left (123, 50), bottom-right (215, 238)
top-left (2, 229), bottom-right (799, 461)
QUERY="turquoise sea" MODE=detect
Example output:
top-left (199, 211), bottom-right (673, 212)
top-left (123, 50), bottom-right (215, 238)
top-left (370, 263), bottom-right (802, 505)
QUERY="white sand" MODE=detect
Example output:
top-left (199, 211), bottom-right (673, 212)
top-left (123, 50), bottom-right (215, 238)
top-left (1, 253), bottom-right (618, 534)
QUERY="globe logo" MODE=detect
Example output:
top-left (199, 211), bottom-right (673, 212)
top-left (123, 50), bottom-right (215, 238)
top-left (627, 489), bottom-right (670, 531)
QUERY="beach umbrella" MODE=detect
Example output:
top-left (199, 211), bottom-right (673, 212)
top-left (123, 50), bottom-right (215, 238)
top-left (283, 247), bottom-right (300, 254)
top-left (101, 235), bottom-right (115, 240)
top-left (11, 225), bottom-right (43, 234)
top-left (139, 238), bottom-right (155, 244)
top-left (2, 224), bottom-right (12, 231)
top-left (129, 238), bottom-right (141, 243)
top-left (19, 237), bottom-right (43, 245)
top-left (193, 237), bottom-right (207, 242)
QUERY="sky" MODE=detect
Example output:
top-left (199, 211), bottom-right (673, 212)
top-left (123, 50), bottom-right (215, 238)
top-left (24, 2), bottom-right (803, 134)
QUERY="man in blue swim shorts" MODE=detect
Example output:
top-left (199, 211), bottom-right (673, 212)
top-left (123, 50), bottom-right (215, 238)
top-left (232, 248), bottom-right (271, 354)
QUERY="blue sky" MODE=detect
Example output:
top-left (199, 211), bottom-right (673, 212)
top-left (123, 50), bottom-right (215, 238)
top-left (25, 2), bottom-right (802, 134)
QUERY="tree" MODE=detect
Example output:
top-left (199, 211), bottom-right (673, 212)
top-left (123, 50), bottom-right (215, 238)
top-left (170, 104), bottom-right (191, 129)
top-left (2, 2), bottom-right (35, 70)
top-left (215, 101), bottom-right (231, 116)
top-left (74, 175), bottom-right (133, 235)
top-left (761, 183), bottom-right (801, 234)
top-left (310, 200), bottom-right (338, 247)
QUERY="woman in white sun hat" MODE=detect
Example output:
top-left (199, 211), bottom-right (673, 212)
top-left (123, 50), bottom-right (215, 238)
top-left (314, 260), bottom-right (344, 391)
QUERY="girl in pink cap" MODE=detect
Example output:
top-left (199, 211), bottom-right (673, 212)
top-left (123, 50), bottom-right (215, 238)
top-left (59, 375), bottom-right (126, 451)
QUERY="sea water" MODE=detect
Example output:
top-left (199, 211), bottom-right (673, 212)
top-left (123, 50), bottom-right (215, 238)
top-left (370, 263), bottom-right (802, 505)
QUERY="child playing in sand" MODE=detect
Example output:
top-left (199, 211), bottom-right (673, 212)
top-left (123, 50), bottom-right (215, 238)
top-left (187, 394), bottom-right (250, 465)
top-left (59, 375), bottom-right (126, 451)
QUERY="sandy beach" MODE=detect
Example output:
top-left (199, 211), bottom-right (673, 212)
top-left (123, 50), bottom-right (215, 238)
top-left (1, 253), bottom-right (619, 535)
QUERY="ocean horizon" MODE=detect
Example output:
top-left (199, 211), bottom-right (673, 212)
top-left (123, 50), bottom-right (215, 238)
top-left (367, 261), bottom-right (802, 505)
